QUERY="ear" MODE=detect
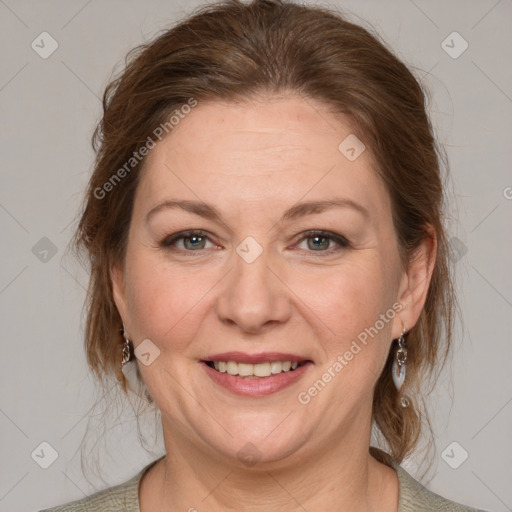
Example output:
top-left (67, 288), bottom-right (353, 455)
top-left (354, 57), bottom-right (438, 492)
top-left (393, 226), bottom-right (437, 338)
top-left (111, 263), bottom-right (129, 326)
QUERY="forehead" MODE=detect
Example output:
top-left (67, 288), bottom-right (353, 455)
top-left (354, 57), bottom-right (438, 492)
top-left (136, 95), bottom-right (391, 219)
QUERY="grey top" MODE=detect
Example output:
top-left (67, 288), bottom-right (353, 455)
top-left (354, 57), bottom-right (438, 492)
top-left (40, 452), bottom-right (486, 511)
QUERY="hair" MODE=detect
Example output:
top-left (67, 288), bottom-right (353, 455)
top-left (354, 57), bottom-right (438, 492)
top-left (74, 0), bottom-right (454, 463)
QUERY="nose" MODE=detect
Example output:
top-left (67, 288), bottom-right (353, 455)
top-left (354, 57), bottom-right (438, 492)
top-left (215, 248), bottom-right (292, 334)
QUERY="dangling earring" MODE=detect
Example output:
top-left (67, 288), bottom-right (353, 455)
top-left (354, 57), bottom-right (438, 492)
top-left (392, 328), bottom-right (410, 408)
top-left (121, 327), bottom-right (134, 366)
top-left (120, 326), bottom-right (151, 402)
top-left (121, 326), bottom-right (138, 392)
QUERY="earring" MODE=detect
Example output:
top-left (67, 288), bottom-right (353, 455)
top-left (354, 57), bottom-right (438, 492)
top-left (121, 327), bottom-right (138, 393)
top-left (121, 328), bottom-right (134, 366)
top-left (120, 327), bottom-right (151, 402)
top-left (121, 324), bottom-right (153, 404)
top-left (392, 328), bottom-right (410, 408)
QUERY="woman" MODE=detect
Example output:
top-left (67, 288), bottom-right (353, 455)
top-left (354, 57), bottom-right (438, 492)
top-left (42, 0), bottom-right (487, 510)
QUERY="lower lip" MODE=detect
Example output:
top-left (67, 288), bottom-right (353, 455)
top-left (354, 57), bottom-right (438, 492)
top-left (202, 362), bottom-right (311, 397)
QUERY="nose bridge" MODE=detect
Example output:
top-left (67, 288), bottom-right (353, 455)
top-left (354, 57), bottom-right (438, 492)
top-left (215, 239), bottom-right (291, 332)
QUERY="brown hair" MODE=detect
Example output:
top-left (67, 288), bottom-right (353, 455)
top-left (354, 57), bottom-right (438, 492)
top-left (75, 0), bottom-right (453, 463)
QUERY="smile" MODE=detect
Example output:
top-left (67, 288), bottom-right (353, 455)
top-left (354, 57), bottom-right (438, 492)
top-left (201, 352), bottom-right (312, 396)
top-left (205, 360), bottom-right (301, 378)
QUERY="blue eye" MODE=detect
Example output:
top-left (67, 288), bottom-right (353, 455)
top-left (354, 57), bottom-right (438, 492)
top-left (161, 229), bottom-right (350, 254)
top-left (296, 231), bottom-right (350, 253)
top-left (161, 230), bottom-right (216, 251)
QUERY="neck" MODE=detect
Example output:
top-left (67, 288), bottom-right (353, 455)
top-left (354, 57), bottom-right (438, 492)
top-left (139, 423), bottom-right (398, 512)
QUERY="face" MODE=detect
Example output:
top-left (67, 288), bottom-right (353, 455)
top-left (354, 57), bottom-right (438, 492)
top-left (112, 94), bottom-right (420, 468)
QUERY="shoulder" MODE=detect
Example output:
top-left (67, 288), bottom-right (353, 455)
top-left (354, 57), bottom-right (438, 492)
top-left (394, 463), bottom-right (486, 512)
top-left (39, 458), bottom-right (162, 512)
top-left (371, 447), bottom-right (487, 512)
top-left (38, 475), bottom-right (140, 512)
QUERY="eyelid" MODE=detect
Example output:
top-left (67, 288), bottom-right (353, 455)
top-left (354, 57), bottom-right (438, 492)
top-left (292, 230), bottom-right (351, 252)
top-left (160, 229), bottom-right (220, 250)
top-left (160, 229), bottom-right (351, 254)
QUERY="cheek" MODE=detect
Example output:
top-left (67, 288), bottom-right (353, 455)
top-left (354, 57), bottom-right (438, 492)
top-left (293, 259), bottom-right (397, 338)
top-left (289, 260), bottom-right (400, 400)
top-left (123, 241), bottom-right (400, 364)
top-left (123, 250), bottom-right (223, 350)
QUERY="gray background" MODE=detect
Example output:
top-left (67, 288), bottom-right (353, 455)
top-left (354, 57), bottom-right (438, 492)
top-left (0, 0), bottom-right (511, 511)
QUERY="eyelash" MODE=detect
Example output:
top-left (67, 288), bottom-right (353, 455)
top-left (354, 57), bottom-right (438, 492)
top-left (160, 229), bottom-right (351, 255)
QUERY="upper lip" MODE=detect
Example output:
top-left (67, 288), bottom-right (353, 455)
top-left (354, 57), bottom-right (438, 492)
top-left (203, 352), bottom-right (309, 364)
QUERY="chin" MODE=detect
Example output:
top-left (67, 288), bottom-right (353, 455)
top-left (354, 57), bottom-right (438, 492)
top-left (190, 413), bottom-right (312, 469)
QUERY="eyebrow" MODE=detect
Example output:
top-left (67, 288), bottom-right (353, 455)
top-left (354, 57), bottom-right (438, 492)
top-left (146, 198), bottom-right (369, 224)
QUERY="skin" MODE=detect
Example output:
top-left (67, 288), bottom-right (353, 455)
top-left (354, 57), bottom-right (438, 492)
top-left (112, 93), bottom-right (436, 511)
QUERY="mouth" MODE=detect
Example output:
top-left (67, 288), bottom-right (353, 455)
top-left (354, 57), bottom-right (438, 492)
top-left (201, 352), bottom-right (312, 396)
top-left (204, 359), bottom-right (305, 378)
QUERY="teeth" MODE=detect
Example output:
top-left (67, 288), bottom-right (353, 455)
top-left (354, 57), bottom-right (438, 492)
top-left (238, 363), bottom-right (253, 377)
top-left (254, 362), bottom-right (271, 377)
top-left (270, 361), bottom-right (282, 374)
top-left (227, 361), bottom-right (238, 375)
top-left (210, 360), bottom-right (300, 377)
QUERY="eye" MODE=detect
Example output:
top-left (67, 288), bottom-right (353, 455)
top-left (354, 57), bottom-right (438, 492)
top-left (294, 230), bottom-right (350, 253)
top-left (160, 229), bottom-right (350, 255)
top-left (160, 230), bottom-right (218, 252)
